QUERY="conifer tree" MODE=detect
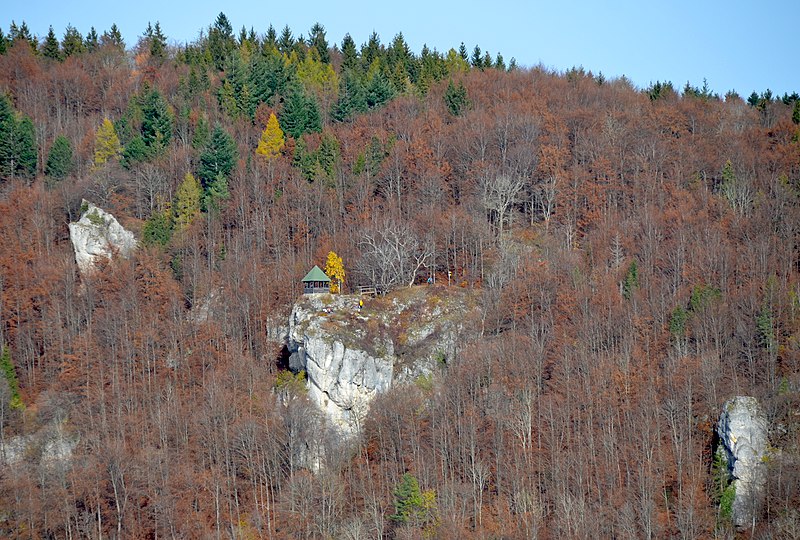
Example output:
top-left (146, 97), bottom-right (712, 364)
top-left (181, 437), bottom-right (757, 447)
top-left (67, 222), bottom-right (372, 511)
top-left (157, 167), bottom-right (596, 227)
top-left (13, 116), bottom-right (36, 178)
top-left (45, 134), bottom-right (73, 179)
top-left (0, 346), bottom-right (22, 410)
top-left (308, 22), bottom-right (330, 64)
top-left (174, 172), bottom-right (201, 230)
top-left (444, 80), bottom-right (469, 116)
top-left (85, 27), bottom-right (99, 52)
top-left (140, 87), bottom-right (173, 152)
top-left (101, 24), bottom-right (124, 50)
top-left (332, 70), bottom-right (367, 122)
top-left (41, 26), bottom-right (61, 60)
top-left (198, 125), bottom-right (237, 186)
top-left (256, 113), bottom-right (285, 161)
top-left (93, 117), bottom-right (122, 167)
top-left (142, 209), bottom-right (172, 246)
top-left (282, 87), bottom-right (321, 138)
top-left (62, 24), bottom-right (85, 57)
top-left (341, 34), bottom-right (359, 71)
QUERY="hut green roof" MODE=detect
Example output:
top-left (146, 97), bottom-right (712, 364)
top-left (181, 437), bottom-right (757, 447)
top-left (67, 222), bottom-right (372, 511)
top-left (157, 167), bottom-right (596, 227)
top-left (302, 265), bottom-right (331, 282)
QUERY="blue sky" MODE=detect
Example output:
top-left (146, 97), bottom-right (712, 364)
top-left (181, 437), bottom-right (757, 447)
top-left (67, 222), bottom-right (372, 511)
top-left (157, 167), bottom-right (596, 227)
top-left (6, 0), bottom-right (797, 97)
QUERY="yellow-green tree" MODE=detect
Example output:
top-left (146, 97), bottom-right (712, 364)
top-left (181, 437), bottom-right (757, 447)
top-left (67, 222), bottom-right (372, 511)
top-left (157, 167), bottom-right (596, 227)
top-left (255, 113), bottom-right (285, 161)
top-left (324, 251), bottom-right (345, 293)
top-left (93, 118), bottom-right (122, 167)
top-left (174, 172), bottom-right (201, 230)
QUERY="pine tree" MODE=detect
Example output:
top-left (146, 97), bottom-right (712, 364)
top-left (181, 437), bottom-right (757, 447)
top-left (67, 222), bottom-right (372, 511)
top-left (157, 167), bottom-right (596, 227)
top-left (0, 94), bottom-right (16, 178)
top-left (198, 125), bottom-right (237, 186)
top-left (202, 172), bottom-right (230, 213)
top-left (41, 26), bottom-right (61, 60)
top-left (45, 134), bottom-right (73, 180)
top-left (93, 117), bottom-right (122, 167)
top-left (792, 100), bottom-right (800, 125)
top-left (208, 12), bottom-right (235, 70)
top-left (0, 29), bottom-right (8, 55)
top-left (256, 113), bottom-right (285, 161)
top-left (622, 260), bottom-right (639, 300)
top-left (174, 172), bottom-right (201, 230)
top-left (62, 24), bottom-right (85, 57)
top-left (471, 45), bottom-right (483, 68)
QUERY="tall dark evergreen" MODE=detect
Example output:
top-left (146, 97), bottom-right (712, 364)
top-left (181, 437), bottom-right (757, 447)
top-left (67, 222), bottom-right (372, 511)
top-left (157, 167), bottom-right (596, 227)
top-left (62, 24), bottom-right (85, 57)
top-left (444, 79), bottom-right (469, 116)
top-left (198, 125), bottom-right (237, 186)
top-left (308, 23), bottom-right (330, 64)
top-left (101, 23), bottom-right (124, 50)
top-left (147, 22), bottom-right (167, 59)
top-left (332, 70), bottom-right (367, 122)
top-left (471, 45), bottom-right (483, 69)
top-left (341, 34), bottom-right (359, 71)
top-left (277, 25), bottom-right (294, 54)
top-left (45, 134), bottom-right (73, 179)
top-left (140, 87), bottom-right (174, 152)
top-left (208, 12), bottom-right (234, 70)
top-left (0, 29), bottom-right (8, 55)
top-left (282, 87), bottom-right (322, 138)
top-left (41, 26), bottom-right (61, 60)
top-left (85, 27), bottom-right (99, 52)
top-left (0, 95), bottom-right (36, 179)
top-left (248, 52), bottom-right (294, 114)
top-left (366, 69), bottom-right (395, 109)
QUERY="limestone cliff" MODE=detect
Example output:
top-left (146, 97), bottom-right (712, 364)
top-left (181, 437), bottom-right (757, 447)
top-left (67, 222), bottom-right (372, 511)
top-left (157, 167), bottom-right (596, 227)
top-left (286, 286), bottom-right (478, 438)
top-left (716, 396), bottom-right (768, 529)
top-left (68, 200), bottom-right (137, 275)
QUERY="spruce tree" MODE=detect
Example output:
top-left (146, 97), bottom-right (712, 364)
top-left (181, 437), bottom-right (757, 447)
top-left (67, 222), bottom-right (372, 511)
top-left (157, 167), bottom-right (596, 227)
top-left (13, 116), bottom-right (37, 178)
top-left (341, 34), bottom-right (359, 71)
top-left (62, 24), bottom-right (85, 57)
top-left (0, 346), bottom-right (22, 410)
top-left (45, 134), bottom-right (73, 179)
top-left (282, 87), bottom-right (321, 138)
top-left (85, 27), bottom-right (99, 52)
top-left (198, 125), bottom-right (237, 187)
top-left (41, 26), bottom-right (61, 60)
top-left (444, 80), bottom-right (469, 116)
top-left (332, 70), bottom-right (367, 122)
top-left (308, 23), bottom-right (330, 64)
top-left (140, 87), bottom-right (173, 152)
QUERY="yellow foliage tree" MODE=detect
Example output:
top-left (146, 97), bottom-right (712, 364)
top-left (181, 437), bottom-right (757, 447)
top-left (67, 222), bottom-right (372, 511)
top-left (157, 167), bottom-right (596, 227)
top-left (174, 172), bottom-right (201, 231)
top-left (93, 118), bottom-right (121, 167)
top-left (255, 113), bottom-right (285, 161)
top-left (324, 251), bottom-right (345, 294)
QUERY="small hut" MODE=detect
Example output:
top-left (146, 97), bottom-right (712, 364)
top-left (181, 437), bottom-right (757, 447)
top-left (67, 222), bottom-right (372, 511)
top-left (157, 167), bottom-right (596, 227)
top-left (302, 265), bottom-right (331, 294)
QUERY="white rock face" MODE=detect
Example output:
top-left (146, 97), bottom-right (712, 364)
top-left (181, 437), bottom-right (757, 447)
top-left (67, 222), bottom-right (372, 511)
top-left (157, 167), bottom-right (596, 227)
top-left (716, 396), bottom-right (768, 529)
top-left (69, 200), bottom-right (137, 275)
top-left (1, 421), bottom-right (78, 468)
top-left (287, 288), bottom-right (476, 440)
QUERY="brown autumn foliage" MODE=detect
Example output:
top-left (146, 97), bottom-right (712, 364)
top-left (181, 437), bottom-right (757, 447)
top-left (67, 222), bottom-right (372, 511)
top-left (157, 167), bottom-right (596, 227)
top-left (0, 27), bottom-right (798, 540)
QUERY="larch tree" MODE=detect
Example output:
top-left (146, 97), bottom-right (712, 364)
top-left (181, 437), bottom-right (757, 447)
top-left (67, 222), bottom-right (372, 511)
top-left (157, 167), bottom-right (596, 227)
top-left (255, 113), bottom-right (284, 161)
top-left (93, 118), bottom-right (122, 167)
top-left (324, 251), bottom-right (345, 293)
top-left (174, 171), bottom-right (201, 230)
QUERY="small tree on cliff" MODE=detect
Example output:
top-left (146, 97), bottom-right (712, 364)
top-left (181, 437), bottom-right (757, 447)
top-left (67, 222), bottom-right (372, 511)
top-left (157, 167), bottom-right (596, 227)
top-left (325, 251), bottom-right (345, 293)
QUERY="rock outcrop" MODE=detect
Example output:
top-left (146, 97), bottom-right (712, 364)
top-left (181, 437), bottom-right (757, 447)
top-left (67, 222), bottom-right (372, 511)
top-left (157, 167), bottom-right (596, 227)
top-left (69, 200), bottom-right (137, 275)
top-left (716, 396), bottom-right (768, 529)
top-left (287, 286), bottom-right (477, 439)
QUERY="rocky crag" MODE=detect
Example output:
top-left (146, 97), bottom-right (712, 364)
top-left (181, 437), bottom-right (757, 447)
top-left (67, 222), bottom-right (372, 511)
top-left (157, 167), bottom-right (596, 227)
top-left (716, 396), bottom-right (768, 529)
top-left (286, 286), bottom-right (479, 439)
top-left (68, 200), bottom-right (137, 275)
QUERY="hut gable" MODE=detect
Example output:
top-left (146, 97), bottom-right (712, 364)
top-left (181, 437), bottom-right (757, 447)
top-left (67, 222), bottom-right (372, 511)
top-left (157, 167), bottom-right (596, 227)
top-left (302, 265), bottom-right (331, 294)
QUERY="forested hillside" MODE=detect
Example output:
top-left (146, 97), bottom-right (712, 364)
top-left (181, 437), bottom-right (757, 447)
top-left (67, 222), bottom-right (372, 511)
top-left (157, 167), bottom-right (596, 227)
top-left (0, 14), bottom-right (799, 538)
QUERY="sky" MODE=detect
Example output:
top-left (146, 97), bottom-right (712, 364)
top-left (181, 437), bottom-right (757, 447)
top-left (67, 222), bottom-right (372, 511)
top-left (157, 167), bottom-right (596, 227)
top-left (5, 0), bottom-right (797, 98)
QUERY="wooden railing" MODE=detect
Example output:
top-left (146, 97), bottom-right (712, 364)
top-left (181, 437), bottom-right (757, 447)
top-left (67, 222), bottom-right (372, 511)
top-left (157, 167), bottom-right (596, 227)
top-left (359, 286), bottom-right (376, 297)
